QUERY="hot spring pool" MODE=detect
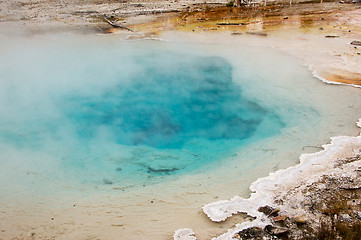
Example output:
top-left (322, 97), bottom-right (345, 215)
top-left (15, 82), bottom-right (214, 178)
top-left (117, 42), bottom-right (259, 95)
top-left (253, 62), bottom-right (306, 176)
top-left (0, 33), bottom-right (360, 239)
top-left (0, 35), bottom-right (285, 187)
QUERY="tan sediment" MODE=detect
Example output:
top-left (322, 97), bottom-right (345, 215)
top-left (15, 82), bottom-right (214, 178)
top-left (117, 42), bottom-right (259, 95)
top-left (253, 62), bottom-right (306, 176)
top-left (317, 70), bottom-right (361, 86)
top-left (128, 3), bottom-right (361, 87)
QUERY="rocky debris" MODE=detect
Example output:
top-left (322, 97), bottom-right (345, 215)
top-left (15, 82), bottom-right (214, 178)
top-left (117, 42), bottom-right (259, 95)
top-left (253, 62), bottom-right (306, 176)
top-left (264, 225), bottom-right (289, 237)
top-left (258, 206), bottom-right (280, 217)
top-left (293, 215), bottom-right (308, 224)
top-left (340, 213), bottom-right (352, 222)
top-left (233, 227), bottom-right (278, 240)
top-left (272, 215), bottom-right (287, 222)
top-left (103, 14), bottom-right (134, 32)
top-left (199, 134), bottom-right (361, 240)
top-left (0, 0), bottom-right (225, 33)
top-left (339, 180), bottom-right (361, 190)
top-left (278, 155), bottom-right (361, 239)
top-left (232, 225), bottom-right (289, 239)
top-left (351, 40), bottom-right (361, 46)
top-left (228, 206), bottom-right (290, 239)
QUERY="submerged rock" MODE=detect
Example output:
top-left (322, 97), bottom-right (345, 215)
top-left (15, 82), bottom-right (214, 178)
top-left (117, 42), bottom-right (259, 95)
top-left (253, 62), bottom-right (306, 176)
top-left (351, 41), bottom-right (361, 46)
top-left (147, 166), bottom-right (179, 175)
top-left (103, 178), bottom-right (113, 184)
top-left (246, 32), bottom-right (268, 36)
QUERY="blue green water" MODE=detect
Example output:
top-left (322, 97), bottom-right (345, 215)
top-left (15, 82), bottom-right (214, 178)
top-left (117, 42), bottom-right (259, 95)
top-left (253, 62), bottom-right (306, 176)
top-left (0, 37), bottom-right (284, 186)
top-left (64, 54), bottom-right (277, 148)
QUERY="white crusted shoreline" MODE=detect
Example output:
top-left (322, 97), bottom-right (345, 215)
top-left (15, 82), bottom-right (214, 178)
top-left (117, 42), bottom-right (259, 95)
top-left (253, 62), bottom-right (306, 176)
top-left (175, 118), bottom-right (361, 240)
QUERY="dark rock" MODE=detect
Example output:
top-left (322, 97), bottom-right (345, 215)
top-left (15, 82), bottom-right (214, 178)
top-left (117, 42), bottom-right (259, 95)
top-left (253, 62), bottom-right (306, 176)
top-left (258, 205), bottom-right (274, 215)
top-left (116, 167), bottom-right (122, 171)
top-left (265, 225), bottom-right (289, 236)
top-left (258, 205), bottom-right (280, 216)
top-left (272, 215), bottom-right (287, 222)
top-left (351, 41), bottom-right (361, 46)
top-left (236, 227), bottom-right (265, 239)
top-left (319, 27), bottom-right (324, 30)
top-left (283, 17), bottom-right (289, 19)
top-left (231, 32), bottom-right (243, 35)
top-left (325, 35), bottom-right (340, 38)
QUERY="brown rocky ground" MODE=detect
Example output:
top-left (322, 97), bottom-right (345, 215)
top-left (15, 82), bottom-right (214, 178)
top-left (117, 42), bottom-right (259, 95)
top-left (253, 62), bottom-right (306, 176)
top-left (0, 0), bottom-right (227, 33)
top-left (234, 153), bottom-right (361, 239)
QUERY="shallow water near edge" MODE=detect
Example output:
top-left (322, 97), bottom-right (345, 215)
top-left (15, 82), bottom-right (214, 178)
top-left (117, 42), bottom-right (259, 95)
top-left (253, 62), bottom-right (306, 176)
top-left (0, 32), bottom-right (360, 240)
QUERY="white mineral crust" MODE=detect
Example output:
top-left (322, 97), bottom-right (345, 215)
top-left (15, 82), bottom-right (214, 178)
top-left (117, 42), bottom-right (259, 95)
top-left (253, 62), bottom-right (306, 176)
top-left (176, 118), bottom-right (361, 240)
top-left (174, 228), bottom-right (197, 240)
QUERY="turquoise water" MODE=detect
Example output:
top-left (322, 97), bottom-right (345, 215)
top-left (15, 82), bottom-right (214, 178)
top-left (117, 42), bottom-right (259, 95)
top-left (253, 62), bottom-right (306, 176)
top-left (0, 36), bottom-right (284, 187)
top-left (2, 32), bottom-right (361, 240)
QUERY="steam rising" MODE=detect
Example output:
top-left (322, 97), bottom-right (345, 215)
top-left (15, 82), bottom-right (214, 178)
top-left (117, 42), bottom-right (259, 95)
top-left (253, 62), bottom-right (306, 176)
top-left (0, 36), bottom-right (284, 185)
